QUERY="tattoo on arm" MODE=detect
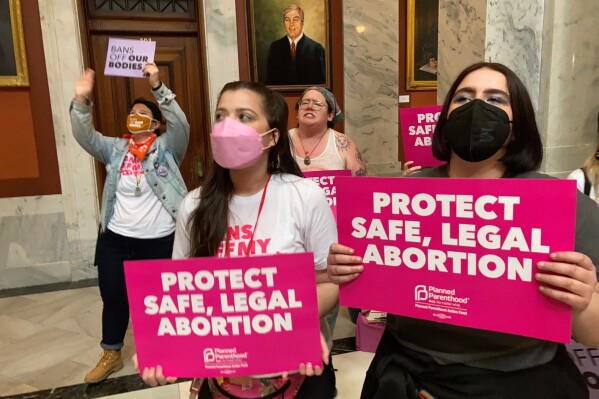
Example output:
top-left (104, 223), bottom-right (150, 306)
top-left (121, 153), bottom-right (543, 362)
top-left (335, 135), bottom-right (352, 152)
top-left (354, 148), bottom-right (367, 176)
top-left (336, 132), bottom-right (367, 175)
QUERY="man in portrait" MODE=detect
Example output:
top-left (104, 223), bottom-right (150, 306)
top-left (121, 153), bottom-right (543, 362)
top-left (266, 4), bottom-right (326, 85)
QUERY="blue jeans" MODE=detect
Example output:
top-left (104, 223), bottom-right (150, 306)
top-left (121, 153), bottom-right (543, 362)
top-left (95, 229), bottom-right (174, 350)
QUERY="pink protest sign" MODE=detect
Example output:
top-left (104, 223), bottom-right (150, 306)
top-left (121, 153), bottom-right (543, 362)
top-left (566, 340), bottom-right (599, 397)
top-left (124, 253), bottom-right (322, 377)
top-left (336, 176), bottom-right (577, 343)
top-left (104, 38), bottom-right (156, 78)
top-left (399, 105), bottom-right (445, 167)
top-left (304, 170), bottom-right (351, 221)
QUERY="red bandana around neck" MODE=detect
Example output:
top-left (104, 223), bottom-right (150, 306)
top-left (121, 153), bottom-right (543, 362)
top-left (124, 134), bottom-right (157, 160)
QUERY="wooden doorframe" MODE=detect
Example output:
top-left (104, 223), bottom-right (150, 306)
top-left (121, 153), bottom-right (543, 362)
top-left (76, 0), bottom-right (212, 201)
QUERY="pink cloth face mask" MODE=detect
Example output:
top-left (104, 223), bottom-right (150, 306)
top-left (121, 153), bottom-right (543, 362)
top-left (210, 117), bottom-right (275, 169)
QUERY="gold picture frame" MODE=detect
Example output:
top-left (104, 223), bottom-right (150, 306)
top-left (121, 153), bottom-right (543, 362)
top-left (0, 0), bottom-right (29, 87)
top-left (406, 0), bottom-right (438, 91)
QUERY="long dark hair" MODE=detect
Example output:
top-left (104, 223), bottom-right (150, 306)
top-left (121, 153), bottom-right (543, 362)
top-left (431, 62), bottom-right (543, 177)
top-left (188, 81), bottom-right (302, 257)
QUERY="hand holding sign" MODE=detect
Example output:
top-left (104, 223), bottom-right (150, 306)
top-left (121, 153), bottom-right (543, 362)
top-left (301, 332), bottom-right (330, 376)
top-left (132, 354), bottom-right (177, 387)
top-left (327, 243), bottom-right (364, 285)
top-left (402, 161), bottom-right (422, 176)
top-left (142, 62), bottom-right (161, 89)
top-left (537, 252), bottom-right (598, 313)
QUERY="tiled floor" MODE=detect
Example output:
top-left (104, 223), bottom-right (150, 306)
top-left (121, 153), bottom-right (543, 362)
top-left (0, 286), bottom-right (372, 398)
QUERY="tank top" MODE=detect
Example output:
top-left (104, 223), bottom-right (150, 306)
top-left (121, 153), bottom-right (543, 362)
top-left (289, 128), bottom-right (346, 172)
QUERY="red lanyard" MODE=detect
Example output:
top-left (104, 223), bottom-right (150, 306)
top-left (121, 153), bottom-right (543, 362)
top-left (224, 174), bottom-right (271, 257)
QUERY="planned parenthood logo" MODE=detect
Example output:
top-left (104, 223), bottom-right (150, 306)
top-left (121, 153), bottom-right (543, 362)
top-left (414, 285), bottom-right (428, 301)
top-left (202, 347), bottom-right (249, 371)
top-left (413, 284), bottom-right (470, 318)
top-left (203, 348), bottom-right (216, 363)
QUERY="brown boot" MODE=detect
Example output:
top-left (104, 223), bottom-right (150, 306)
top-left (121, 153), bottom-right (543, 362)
top-left (84, 349), bottom-right (124, 383)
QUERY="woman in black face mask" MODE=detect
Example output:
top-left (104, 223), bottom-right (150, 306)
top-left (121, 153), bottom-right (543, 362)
top-left (431, 62), bottom-right (540, 177)
top-left (327, 62), bottom-right (599, 398)
top-left (568, 112), bottom-right (599, 204)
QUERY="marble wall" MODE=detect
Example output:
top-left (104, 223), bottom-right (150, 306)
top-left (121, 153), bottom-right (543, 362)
top-left (0, 0), bottom-right (98, 290)
top-left (485, 1), bottom-right (544, 110)
top-left (438, 0), bottom-right (599, 177)
top-left (539, 0), bottom-right (599, 176)
top-left (202, 0), bottom-right (240, 115)
top-left (437, 0), bottom-right (487, 101)
top-left (343, 0), bottom-right (402, 176)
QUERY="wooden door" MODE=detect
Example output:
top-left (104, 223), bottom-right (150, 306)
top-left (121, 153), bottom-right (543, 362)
top-left (81, 0), bottom-right (210, 193)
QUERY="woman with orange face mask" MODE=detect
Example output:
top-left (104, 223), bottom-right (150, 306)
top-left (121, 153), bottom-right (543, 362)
top-left (70, 62), bottom-right (190, 384)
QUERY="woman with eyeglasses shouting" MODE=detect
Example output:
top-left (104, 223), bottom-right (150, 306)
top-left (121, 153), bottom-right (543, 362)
top-left (290, 87), bottom-right (366, 176)
top-left (70, 62), bottom-right (190, 383)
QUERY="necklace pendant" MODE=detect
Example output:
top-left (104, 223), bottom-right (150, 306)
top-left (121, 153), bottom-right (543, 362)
top-left (304, 156), bottom-right (311, 166)
top-left (135, 186), bottom-right (142, 197)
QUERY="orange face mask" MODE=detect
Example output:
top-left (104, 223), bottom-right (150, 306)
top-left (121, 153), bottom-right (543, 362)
top-left (126, 112), bottom-right (155, 134)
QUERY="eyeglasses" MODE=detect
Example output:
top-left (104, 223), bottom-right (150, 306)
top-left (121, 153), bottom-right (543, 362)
top-left (298, 99), bottom-right (325, 110)
top-left (284, 17), bottom-right (301, 24)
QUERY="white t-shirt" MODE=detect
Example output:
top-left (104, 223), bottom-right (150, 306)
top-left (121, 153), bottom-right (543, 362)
top-left (108, 153), bottom-right (176, 238)
top-left (173, 173), bottom-right (337, 265)
top-left (173, 173), bottom-right (338, 361)
top-left (567, 168), bottom-right (597, 201)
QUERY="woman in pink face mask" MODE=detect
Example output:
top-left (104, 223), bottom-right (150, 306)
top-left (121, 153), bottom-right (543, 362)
top-left (136, 81), bottom-right (339, 399)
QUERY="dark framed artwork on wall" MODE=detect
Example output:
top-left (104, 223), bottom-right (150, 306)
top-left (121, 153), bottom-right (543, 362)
top-left (247, 0), bottom-right (331, 91)
top-left (406, 0), bottom-right (438, 91)
top-left (0, 0), bottom-right (29, 86)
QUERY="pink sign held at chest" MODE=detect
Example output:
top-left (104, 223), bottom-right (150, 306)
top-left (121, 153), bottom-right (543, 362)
top-left (336, 176), bottom-right (577, 343)
top-left (399, 105), bottom-right (445, 167)
top-left (125, 253), bottom-right (322, 377)
top-left (304, 170), bottom-right (351, 221)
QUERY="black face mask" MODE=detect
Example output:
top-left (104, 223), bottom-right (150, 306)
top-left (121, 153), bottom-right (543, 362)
top-left (443, 99), bottom-right (512, 162)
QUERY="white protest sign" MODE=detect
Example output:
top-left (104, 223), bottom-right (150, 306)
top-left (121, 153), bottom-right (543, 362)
top-left (104, 38), bottom-right (156, 78)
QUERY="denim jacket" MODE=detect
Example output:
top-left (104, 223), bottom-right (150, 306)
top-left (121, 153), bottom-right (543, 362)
top-left (70, 84), bottom-right (190, 232)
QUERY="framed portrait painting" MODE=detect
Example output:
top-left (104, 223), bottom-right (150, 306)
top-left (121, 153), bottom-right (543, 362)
top-left (0, 0), bottom-right (29, 87)
top-left (406, 0), bottom-right (438, 91)
top-left (247, 0), bottom-right (331, 91)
